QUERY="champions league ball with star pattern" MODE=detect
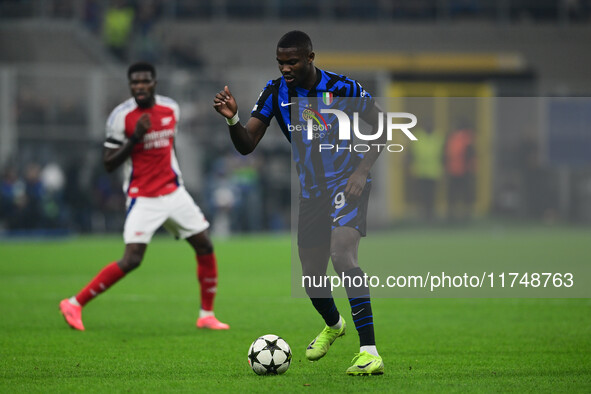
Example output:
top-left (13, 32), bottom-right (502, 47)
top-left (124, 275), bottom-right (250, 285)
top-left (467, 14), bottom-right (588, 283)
top-left (247, 334), bottom-right (292, 375)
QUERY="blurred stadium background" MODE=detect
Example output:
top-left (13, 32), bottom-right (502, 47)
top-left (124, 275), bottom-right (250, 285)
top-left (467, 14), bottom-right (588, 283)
top-left (1, 0), bottom-right (591, 236)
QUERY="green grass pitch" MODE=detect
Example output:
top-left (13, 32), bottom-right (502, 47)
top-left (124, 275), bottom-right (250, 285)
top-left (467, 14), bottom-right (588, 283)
top-left (1, 228), bottom-right (590, 392)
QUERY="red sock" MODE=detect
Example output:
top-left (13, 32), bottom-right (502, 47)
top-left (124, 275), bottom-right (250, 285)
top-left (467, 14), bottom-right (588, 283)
top-left (75, 262), bottom-right (125, 306)
top-left (197, 253), bottom-right (218, 311)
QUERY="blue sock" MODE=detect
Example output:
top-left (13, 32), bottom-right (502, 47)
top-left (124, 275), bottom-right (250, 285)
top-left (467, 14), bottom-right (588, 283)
top-left (344, 267), bottom-right (375, 346)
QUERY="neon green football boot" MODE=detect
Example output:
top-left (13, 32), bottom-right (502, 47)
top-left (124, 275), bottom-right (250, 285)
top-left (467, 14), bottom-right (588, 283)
top-left (305, 320), bottom-right (346, 361)
top-left (346, 351), bottom-right (384, 375)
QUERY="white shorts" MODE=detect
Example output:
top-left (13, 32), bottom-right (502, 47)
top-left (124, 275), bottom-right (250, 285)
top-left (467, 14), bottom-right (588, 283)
top-left (123, 186), bottom-right (210, 244)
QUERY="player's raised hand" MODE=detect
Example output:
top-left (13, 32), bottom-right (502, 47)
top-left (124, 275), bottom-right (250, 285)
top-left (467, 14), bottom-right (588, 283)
top-left (134, 113), bottom-right (151, 138)
top-left (213, 86), bottom-right (238, 119)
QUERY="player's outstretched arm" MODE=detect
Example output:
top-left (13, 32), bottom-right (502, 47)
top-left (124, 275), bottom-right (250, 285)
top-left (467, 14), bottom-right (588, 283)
top-left (103, 113), bottom-right (150, 172)
top-left (213, 86), bottom-right (268, 155)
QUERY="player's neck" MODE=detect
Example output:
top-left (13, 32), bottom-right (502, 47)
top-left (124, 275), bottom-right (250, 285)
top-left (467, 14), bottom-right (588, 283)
top-left (300, 67), bottom-right (317, 91)
top-left (137, 99), bottom-right (155, 109)
top-left (136, 100), bottom-right (156, 109)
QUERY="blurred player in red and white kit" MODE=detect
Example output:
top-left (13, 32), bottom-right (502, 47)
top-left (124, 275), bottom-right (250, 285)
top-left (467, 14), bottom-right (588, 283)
top-left (59, 62), bottom-right (229, 331)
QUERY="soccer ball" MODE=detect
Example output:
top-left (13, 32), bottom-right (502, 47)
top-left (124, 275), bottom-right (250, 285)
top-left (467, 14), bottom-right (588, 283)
top-left (247, 334), bottom-right (292, 375)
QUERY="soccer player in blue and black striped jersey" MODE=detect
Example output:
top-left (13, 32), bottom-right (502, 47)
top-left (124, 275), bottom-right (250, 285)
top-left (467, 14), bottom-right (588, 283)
top-left (214, 31), bottom-right (384, 375)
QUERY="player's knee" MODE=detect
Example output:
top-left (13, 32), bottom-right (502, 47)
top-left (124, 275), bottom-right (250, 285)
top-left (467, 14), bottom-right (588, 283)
top-left (120, 253), bottom-right (143, 272)
top-left (190, 233), bottom-right (214, 255)
top-left (195, 240), bottom-right (213, 256)
top-left (330, 249), bottom-right (357, 274)
top-left (329, 246), bottom-right (350, 264)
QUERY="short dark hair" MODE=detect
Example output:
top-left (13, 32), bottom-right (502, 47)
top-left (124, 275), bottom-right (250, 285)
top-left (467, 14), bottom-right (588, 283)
top-left (277, 30), bottom-right (313, 53)
top-left (127, 62), bottom-right (156, 79)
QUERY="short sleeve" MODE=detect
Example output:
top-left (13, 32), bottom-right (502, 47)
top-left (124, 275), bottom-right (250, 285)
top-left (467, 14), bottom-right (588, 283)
top-left (250, 81), bottom-right (275, 126)
top-left (354, 80), bottom-right (376, 117)
top-left (104, 106), bottom-right (126, 149)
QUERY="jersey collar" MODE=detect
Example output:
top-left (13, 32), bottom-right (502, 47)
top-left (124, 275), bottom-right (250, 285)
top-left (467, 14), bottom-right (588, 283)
top-left (291, 68), bottom-right (323, 97)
